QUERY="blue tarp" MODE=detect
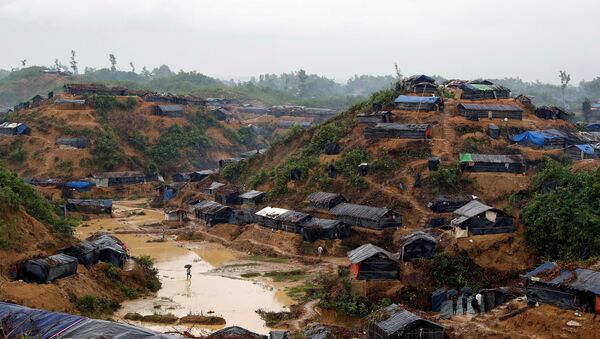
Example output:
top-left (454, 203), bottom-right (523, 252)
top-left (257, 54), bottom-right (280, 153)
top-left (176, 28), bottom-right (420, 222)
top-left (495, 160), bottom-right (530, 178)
top-left (525, 262), bottom-right (600, 295)
top-left (510, 129), bottom-right (566, 146)
top-left (66, 181), bottom-right (91, 190)
top-left (431, 288), bottom-right (447, 312)
top-left (394, 95), bottom-right (440, 104)
top-left (15, 124), bottom-right (29, 135)
top-left (575, 144), bottom-right (595, 155)
top-left (586, 123), bottom-right (600, 132)
top-left (163, 186), bottom-right (176, 201)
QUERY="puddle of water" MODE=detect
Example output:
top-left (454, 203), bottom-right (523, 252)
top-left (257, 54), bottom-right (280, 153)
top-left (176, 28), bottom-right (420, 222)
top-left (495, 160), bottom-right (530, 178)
top-left (319, 309), bottom-right (365, 328)
top-left (78, 202), bottom-right (292, 335)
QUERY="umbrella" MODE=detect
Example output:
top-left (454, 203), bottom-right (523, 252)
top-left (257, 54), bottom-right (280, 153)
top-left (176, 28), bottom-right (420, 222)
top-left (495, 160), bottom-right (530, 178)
top-left (461, 287), bottom-right (472, 296)
top-left (184, 264), bottom-right (192, 268)
top-left (447, 289), bottom-right (458, 297)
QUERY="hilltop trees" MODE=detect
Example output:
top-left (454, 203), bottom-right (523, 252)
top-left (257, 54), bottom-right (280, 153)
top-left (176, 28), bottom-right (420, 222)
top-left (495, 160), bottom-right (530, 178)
top-left (559, 70), bottom-right (571, 108)
top-left (109, 54), bottom-right (117, 71)
top-left (582, 98), bottom-right (592, 121)
top-left (70, 50), bottom-right (78, 74)
top-left (522, 159), bottom-right (600, 260)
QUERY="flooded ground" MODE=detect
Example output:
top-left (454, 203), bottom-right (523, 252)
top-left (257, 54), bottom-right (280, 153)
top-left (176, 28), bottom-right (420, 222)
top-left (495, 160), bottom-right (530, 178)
top-left (75, 202), bottom-right (294, 335)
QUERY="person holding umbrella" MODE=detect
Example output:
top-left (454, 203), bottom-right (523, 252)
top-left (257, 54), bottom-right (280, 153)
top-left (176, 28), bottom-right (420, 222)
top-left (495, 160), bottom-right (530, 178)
top-left (185, 264), bottom-right (192, 280)
top-left (461, 287), bottom-right (472, 315)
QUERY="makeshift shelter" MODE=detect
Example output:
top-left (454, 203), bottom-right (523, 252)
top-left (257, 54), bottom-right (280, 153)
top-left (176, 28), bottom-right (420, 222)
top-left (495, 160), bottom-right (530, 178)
top-left (289, 168), bottom-right (302, 181)
top-left (429, 194), bottom-right (474, 213)
top-left (54, 98), bottom-right (86, 110)
top-left (239, 149), bottom-right (266, 159)
top-left (400, 231), bottom-right (436, 261)
top-left (56, 137), bottom-right (88, 149)
top-left (510, 129), bottom-right (568, 149)
top-left (393, 95), bottom-right (441, 111)
top-left (0, 302), bottom-right (177, 339)
top-left (457, 103), bottom-right (523, 120)
top-left (306, 192), bottom-right (348, 210)
top-left (323, 142), bottom-right (341, 155)
top-left (428, 157), bottom-right (440, 171)
top-left (269, 331), bottom-right (291, 339)
top-left (171, 172), bottom-right (190, 182)
top-left (254, 207), bottom-right (289, 229)
top-left (451, 200), bottom-right (514, 237)
top-left (459, 153), bottom-right (526, 173)
top-left (364, 123), bottom-right (431, 139)
top-left (479, 287), bottom-right (520, 312)
top-left (207, 326), bottom-right (267, 339)
top-left (155, 105), bottom-right (184, 117)
top-left (357, 111), bottom-right (393, 124)
top-left (191, 200), bottom-right (233, 226)
top-left (91, 171), bottom-right (148, 187)
top-left (524, 262), bottom-right (600, 313)
top-left (254, 207), bottom-right (311, 232)
top-left (298, 218), bottom-right (350, 242)
top-left (329, 203), bottom-right (401, 230)
top-left (348, 244), bottom-right (399, 280)
top-left (66, 199), bottom-right (112, 214)
top-left (239, 190), bottom-right (266, 206)
top-left (214, 187), bottom-right (241, 205)
top-left (65, 181), bottom-right (92, 192)
top-left (190, 169), bottom-right (215, 182)
top-left (205, 181), bottom-right (225, 195)
top-left (487, 124), bottom-right (500, 139)
top-left (164, 209), bottom-right (187, 222)
top-left (209, 107), bottom-right (232, 121)
top-left (219, 157), bottom-right (241, 168)
top-left (535, 106), bottom-right (570, 120)
top-left (403, 75), bottom-right (437, 95)
top-left (59, 241), bottom-right (99, 266)
top-left (22, 254), bottom-right (78, 283)
top-left (515, 94), bottom-right (532, 106)
top-left (88, 234), bottom-right (127, 268)
top-left (0, 122), bottom-right (30, 135)
top-left (367, 304), bottom-right (444, 339)
top-left (327, 164), bottom-right (337, 178)
top-left (460, 83), bottom-right (511, 100)
top-left (586, 122), bottom-right (600, 132)
top-left (431, 288), bottom-right (448, 312)
top-left (564, 144), bottom-right (596, 160)
top-left (358, 163), bottom-right (369, 176)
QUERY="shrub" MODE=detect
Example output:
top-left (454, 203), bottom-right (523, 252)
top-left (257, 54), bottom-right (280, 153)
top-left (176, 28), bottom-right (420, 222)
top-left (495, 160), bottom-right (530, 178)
top-left (429, 252), bottom-right (488, 290)
top-left (249, 169), bottom-right (269, 189)
top-left (221, 161), bottom-right (246, 182)
top-left (370, 149), bottom-right (400, 175)
top-left (7, 147), bottom-right (26, 163)
top-left (73, 294), bottom-right (118, 316)
top-left (428, 162), bottom-right (466, 193)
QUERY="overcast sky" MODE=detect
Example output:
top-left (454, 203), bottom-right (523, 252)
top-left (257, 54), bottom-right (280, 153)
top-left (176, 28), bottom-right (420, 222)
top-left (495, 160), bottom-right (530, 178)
top-left (0, 0), bottom-right (598, 84)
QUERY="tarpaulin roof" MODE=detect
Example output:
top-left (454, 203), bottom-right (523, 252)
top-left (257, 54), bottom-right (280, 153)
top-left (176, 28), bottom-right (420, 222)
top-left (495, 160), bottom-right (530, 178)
top-left (372, 304), bottom-right (443, 335)
top-left (372, 123), bottom-right (431, 131)
top-left (207, 325), bottom-right (266, 338)
top-left (575, 132), bottom-right (600, 143)
top-left (453, 200), bottom-right (495, 218)
top-left (239, 190), bottom-right (265, 199)
top-left (94, 171), bottom-right (145, 178)
top-left (207, 181), bottom-right (226, 190)
top-left (524, 262), bottom-right (600, 295)
top-left (55, 98), bottom-right (85, 104)
top-left (0, 122), bottom-right (26, 129)
top-left (400, 231), bottom-right (436, 246)
top-left (457, 104), bottom-right (523, 112)
top-left (191, 200), bottom-right (230, 214)
top-left (394, 95), bottom-right (440, 104)
top-left (67, 199), bottom-right (112, 208)
top-left (347, 243), bottom-right (399, 264)
top-left (299, 217), bottom-right (342, 230)
top-left (307, 192), bottom-right (346, 204)
top-left (255, 206), bottom-right (290, 219)
top-left (404, 74), bottom-right (436, 83)
top-left (157, 105), bottom-right (183, 112)
top-left (510, 129), bottom-right (567, 146)
top-left (66, 181), bottom-right (91, 189)
top-left (572, 144), bottom-right (595, 155)
top-left (276, 210), bottom-right (311, 223)
top-left (459, 153), bottom-right (525, 164)
top-left (329, 203), bottom-right (394, 221)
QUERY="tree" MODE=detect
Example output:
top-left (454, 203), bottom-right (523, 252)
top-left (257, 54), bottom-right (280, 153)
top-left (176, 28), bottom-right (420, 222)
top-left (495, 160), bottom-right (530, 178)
top-left (141, 66), bottom-right (150, 77)
top-left (20, 59), bottom-right (26, 67)
top-left (70, 50), bottom-right (78, 74)
top-left (109, 54), bottom-right (117, 71)
top-left (297, 69), bottom-right (308, 97)
top-left (559, 70), bottom-right (571, 108)
top-left (582, 98), bottom-right (592, 121)
top-left (394, 62), bottom-right (403, 80)
top-left (129, 62), bottom-right (135, 73)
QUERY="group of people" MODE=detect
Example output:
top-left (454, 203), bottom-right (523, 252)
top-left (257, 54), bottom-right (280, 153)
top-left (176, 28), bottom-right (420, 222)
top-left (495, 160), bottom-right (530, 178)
top-left (451, 291), bottom-right (484, 316)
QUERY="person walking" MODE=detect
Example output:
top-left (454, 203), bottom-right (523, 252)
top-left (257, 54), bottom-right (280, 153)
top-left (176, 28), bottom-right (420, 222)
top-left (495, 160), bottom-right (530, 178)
top-left (317, 245), bottom-right (323, 261)
top-left (186, 266), bottom-right (192, 280)
top-left (451, 295), bottom-right (458, 316)
top-left (471, 295), bottom-right (480, 315)
top-left (475, 292), bottom-right (484, 313)
top-left (461, 295), bottom-right (468, 315)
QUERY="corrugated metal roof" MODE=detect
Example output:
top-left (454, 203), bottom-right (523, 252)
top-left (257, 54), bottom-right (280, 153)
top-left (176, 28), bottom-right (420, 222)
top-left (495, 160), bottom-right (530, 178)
top-left (394, 95), bottom-right (440, 104)
top-left (191, 200), bottom-right (230, 214)
top-left (207, 181), bottom-right (225, 190)
top-left (299, 218), bottom-right (341, 230)
top-left (372, 123), bottom-right (430, 131)
top-left (458, 104), bottom-right (523, 112)
top-left (525, 262), bottom-right (600, 295)
top-left (307, 192), bottom-right (345, 204)
top-left (329, 203), bottom-right (393, 221)
top-left (255, 206), bottom-right (289, 219)
top-left (239, 190), bottom-right (265, 199)
top-left (459, 153), bottom-right (525, 164)
top-left (277, 210), bottom-right (310, 223)
top-left (347, 243), bottom-right (398, 264)
top-left (0, 122), bottom-right (25, 129)
top-left (373, 305), bottom-right (442, 335)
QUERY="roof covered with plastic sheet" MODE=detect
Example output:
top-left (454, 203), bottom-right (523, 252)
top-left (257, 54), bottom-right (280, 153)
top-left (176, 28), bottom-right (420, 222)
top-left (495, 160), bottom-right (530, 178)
top-left (347, 243), bottom-right (399, 264)
top-left (372, 123), bottom-right (430, 131)
top-left (453, 200), bottom-right (495, 218)
top-left (524, 262), bottom-right (600, 295)
top-left (459, 153), bottom-right (525, 164)
top-left (299, 217), bottom-right (341, 230)
top-left (255, 206), bottom-right (289, 219)
top-left (29, 254), bottom-right (78, 268)
top-left (276, 210), bottom-right (310, 223)
top-left (329, 203), bottom-right (393, 221)
top-left (207, 181), bottom-right (226, 190)
top-left (55, 98), bottom-right (86, 104)
top-left (157, 105), bottom-right (183, 112)
top-left (0, 122), bottom-right (26, 129)
top-left (239, 190), bottom-right (265, 199)
top-left (394, 95), bottom-right (440, 104)
top-left (307, 192), bottom-right (345, 204)
top-left (207, 325), bottom-right (266, 338)
top-left (400, 231), bottom-right (436, 246)
top-left (373, 304), bottom-right (443, 335)
top-left (457, 103), bottom-right (523, 112)
top-left (191, 200), bottom-right (230, 214)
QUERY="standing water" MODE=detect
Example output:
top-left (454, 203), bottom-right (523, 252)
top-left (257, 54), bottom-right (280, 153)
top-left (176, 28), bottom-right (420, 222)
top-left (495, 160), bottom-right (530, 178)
top-left (76, 203), bottom-right (292, 335)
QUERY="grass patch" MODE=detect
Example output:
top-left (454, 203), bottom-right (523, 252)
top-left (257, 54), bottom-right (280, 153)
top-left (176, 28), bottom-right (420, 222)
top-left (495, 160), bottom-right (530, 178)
top-left (241, 272), bottom-right (261, 278)
top-left (286, 281), bottom-right (322, 302)
top-left (222, 262), bottom-right (261, 268)
top-left (264, 270), bottom-right (305, 282)
top-left (179, 314), bottom-right (226, 325)
top-left (72, 294), bottom-right (119, 317)
top-left (124, 312), bottom-right (178, 324)
top-left (256, 308), bottom-right (297, 327)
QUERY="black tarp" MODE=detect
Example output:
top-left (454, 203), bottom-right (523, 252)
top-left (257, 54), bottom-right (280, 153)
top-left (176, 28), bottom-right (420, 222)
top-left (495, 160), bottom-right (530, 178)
top-left (59, 241), bottom-right (99, 266)
top-left (488, 124), bottom-right (500, 139)
top-left (88, 234), bottom-right (127, 268)
top-left (402, 238), bottom-right (436, 261)
top-left (357, 164), bottom-right (369, 176)
top-left (357, 258), bottom-right (398, 280)
top-left (526, 284), bottom-right (578, 309)
top-left (428, 157), bottom-right (440, 171)
top-left (22, 254), bottom-right (78, 283)
top-left (323, 143), bottom-right (341, 155)
top-left (429, 217), bottom-right (445, 228)
top-left (290, 169), bottom-right (302, 181)
top-left (327, 164), bottom-right (337, 178)
top-left (469, 216), bottom-right (514, 235)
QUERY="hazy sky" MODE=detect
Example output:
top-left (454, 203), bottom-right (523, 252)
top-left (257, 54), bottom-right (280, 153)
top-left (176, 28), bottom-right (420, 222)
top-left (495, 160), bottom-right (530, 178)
top-left (1, 0), bottom-right (598, 84)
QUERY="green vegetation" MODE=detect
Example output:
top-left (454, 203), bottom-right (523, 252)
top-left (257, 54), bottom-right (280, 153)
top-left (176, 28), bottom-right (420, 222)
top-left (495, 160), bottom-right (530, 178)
top-left (428, 162), bottom-right (468, 193)
top-left (370, 148), bottom-right (400, 176)
top-left (319, 279), bottom-right (391, 317)
top-left (256, 308), bottom-right (298, 327)
top-left (522, 159), bottom-right (600, 260)
top-left (72, 294), bottom-right (119, 317)
top-left (7, 147), bottom-right (26, 163)
top-left (0, 163), bottom-right (77, 235)
top-left (429, 252), bottom-right (489, 290)
top-left (263, 270), bottom-right (305, 282)
top-left (221, 161), bottom-right (246, 182)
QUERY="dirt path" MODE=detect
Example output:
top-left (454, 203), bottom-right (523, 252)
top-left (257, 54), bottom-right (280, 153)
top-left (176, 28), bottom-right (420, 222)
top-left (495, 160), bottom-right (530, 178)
top-left (290, 300), bottom-right (319, 330)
